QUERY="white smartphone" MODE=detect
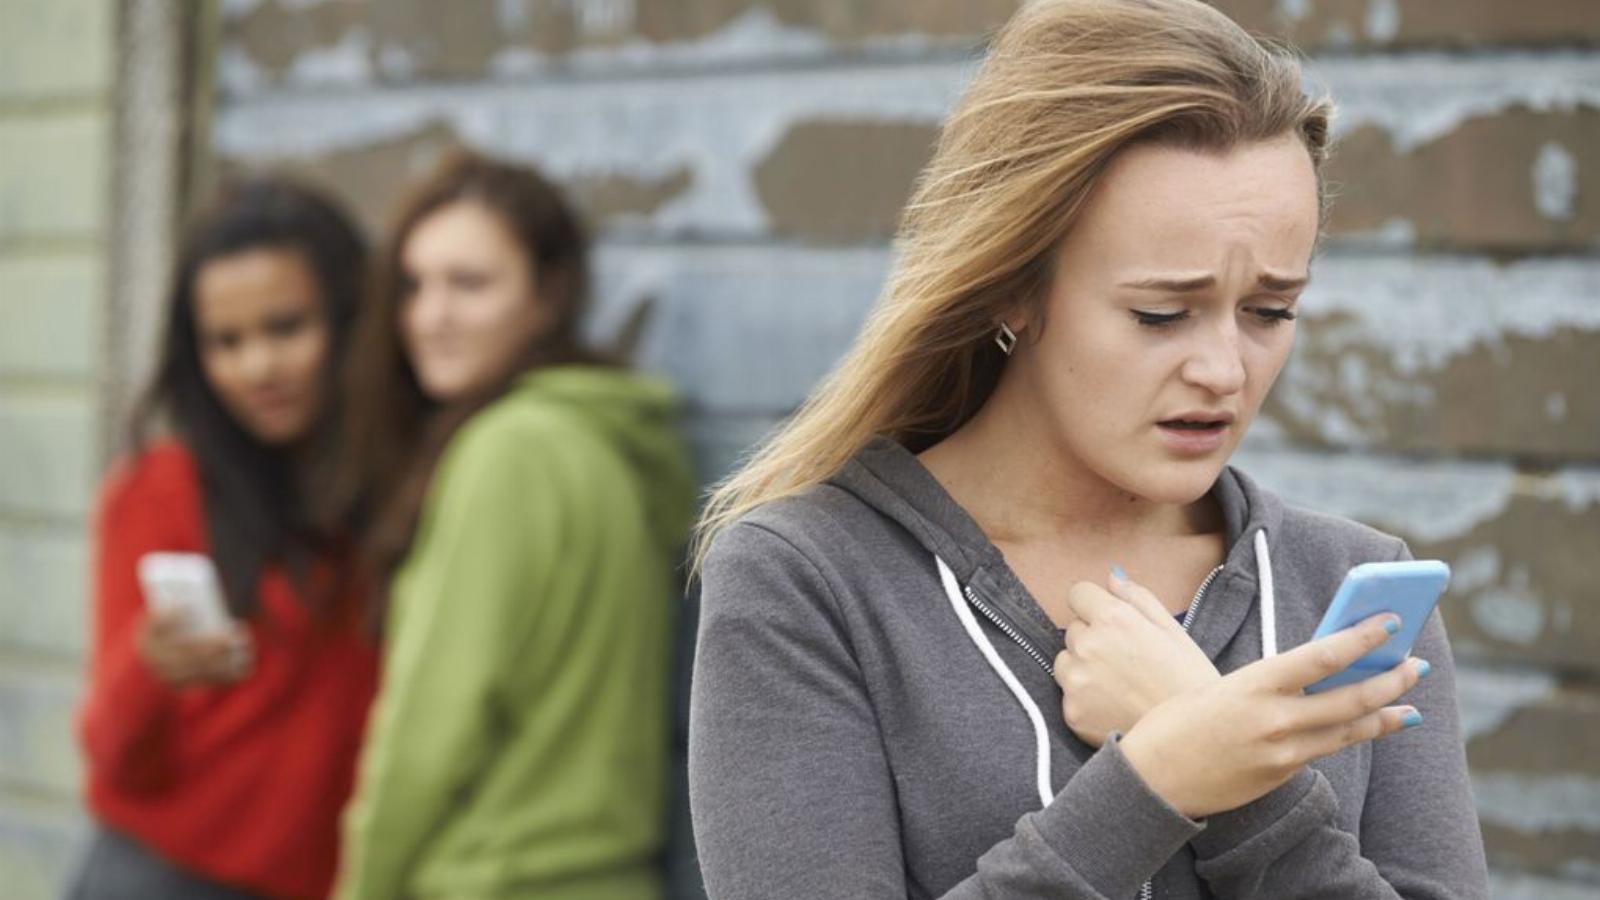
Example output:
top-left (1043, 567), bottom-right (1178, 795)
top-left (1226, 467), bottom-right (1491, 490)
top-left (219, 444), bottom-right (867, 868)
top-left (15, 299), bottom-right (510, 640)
top-left (137, 552), bottom-right (235, 637)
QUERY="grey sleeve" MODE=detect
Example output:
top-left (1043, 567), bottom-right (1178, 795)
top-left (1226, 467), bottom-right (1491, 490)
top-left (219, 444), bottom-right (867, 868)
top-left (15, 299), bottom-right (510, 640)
top-left (1359, 607), bottom-right (1490, 898)
top-left (1190, 546), bottom-right (1490, 900)
top-left (689, 522), bottom-right (1201, 900)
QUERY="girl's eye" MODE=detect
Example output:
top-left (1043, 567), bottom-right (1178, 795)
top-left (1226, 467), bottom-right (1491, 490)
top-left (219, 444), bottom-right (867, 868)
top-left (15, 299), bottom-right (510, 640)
top-left (1133, 309), bottom-right (1188, 328)
top-left (266, 314), bottom-right (306, 337)
top-left (449, 271), bottom-right (490, 292)
top-left (1251, 307), bottom-right (1298, 326)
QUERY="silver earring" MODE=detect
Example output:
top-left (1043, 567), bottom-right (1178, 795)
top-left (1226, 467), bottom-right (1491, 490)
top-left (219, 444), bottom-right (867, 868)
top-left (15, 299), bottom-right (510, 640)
top-left (994, 322), bottom-right (1018, 356)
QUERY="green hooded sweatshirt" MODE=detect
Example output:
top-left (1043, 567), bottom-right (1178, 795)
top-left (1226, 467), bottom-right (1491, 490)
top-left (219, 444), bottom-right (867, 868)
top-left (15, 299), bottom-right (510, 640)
top-left (337, 366), bottom-right (697, 900)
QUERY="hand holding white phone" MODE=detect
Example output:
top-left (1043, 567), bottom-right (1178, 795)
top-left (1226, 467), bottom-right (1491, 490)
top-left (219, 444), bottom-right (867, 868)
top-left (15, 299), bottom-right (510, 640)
top-left (136, 552), bottom-right (252, 685)
top-left (137, 552), bottom-right (236, 637)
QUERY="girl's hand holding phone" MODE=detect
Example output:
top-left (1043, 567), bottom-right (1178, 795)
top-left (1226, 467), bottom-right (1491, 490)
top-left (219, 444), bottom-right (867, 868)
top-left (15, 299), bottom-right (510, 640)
top-left (1053, 571), bottom-right (1220, 747)
top-left (137, 611), bottom-right (253, 687)
top-left (1119, 613), bottom-right (1429, 820)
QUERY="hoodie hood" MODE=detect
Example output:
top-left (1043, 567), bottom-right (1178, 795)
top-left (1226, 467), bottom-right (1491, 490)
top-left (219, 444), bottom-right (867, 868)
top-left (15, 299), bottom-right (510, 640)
top-left (511, 365), bottom-right (697, 555)
top-left (827, 437), bottom-right (1285, 664)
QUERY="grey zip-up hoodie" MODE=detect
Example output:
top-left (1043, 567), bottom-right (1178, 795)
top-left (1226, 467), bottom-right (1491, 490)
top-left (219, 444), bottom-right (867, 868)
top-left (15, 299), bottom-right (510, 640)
top-left (689, 438), bottom-right (1488, 899)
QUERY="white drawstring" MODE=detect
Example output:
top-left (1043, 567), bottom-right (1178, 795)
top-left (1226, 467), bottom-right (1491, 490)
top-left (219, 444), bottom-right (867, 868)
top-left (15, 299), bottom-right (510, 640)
top-left (935, 530), bottom-right (1277, 811)
top-left (1255, 529), bottom-right (1278, 658)
top-left (936, 556), bottom-right (1055, 808)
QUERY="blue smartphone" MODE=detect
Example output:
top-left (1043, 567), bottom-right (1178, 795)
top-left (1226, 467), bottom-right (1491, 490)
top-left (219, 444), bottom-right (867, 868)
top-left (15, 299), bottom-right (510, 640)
top-left (1303, 560), bottom-right (1450, 694)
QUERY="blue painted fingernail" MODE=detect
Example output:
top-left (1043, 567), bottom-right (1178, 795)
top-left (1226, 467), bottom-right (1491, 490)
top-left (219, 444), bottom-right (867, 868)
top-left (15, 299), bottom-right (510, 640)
top-left (1111, 564), bottom-right (1128, 582)
top-left (1384, 617), bottom-right (1402, 635)
top-left (1415, 659), bottom-right (1432, 678)
top-left (1401, 710), bottom-right (1424, 729)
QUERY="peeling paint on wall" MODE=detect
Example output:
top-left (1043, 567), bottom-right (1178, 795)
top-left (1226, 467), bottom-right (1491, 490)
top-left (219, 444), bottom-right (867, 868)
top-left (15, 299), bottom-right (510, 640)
top-left (1474, 774), bottom-right (1600, 832)
top-left (1307, 55), bottom-right (1600, 152)
top-left (488, 8), bottom-right (837, 79)
top-left (1533, 141), bottom-right (1580, 221)
top-left (214, 56), bottom-right (1600, 248)
top-left (1364, 0), bottom-right (1400, 43)
top-left (283, 26), bottom-right (373, 86)
top-left (1265, 256), bottom-right (1600, 454)
top-left (1455, 664), bottom-right (1559, 742)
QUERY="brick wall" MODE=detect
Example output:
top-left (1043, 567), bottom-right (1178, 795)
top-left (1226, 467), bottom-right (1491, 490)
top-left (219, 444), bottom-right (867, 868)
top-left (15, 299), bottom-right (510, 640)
top-left (207, 1), bottom-right (1600, 896)
top-left (0, 0), bottom-right (115, 895)
top-left (1, 1), bottom-right (1595, 897)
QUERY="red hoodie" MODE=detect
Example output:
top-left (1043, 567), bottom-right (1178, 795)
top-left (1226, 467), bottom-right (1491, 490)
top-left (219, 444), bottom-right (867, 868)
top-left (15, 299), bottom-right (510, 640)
top-left (78, 442), bottom-right (379, 899)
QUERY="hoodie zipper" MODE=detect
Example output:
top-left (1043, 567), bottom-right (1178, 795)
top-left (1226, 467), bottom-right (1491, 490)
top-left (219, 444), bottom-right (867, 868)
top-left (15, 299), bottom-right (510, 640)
top-left (961, 566), bottom-right (1223, 900)
top-left (960, 582), bottom-right (1055, 675)
top-left (1138, 564), bottom-right (1222, 900)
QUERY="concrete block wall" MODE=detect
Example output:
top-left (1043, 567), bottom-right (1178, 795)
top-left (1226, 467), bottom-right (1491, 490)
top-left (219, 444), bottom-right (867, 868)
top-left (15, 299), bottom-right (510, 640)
top-left (0, 0), bottom-right (114, 895)
top-left (208, 1), bottom-right (1599, 895)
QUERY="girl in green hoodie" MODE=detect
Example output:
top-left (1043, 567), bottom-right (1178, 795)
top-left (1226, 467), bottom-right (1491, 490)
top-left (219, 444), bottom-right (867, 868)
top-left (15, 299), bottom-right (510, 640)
top-left (329, 151), bottom-right (695, 900)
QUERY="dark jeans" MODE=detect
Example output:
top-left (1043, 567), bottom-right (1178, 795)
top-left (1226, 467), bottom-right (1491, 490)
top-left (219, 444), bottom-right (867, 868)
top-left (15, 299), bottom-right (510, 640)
top-left (66, 826), bottom-right (270, 900)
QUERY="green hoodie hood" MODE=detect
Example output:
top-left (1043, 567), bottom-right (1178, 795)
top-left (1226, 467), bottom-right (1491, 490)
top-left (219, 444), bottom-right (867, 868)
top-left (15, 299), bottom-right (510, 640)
top-left (509, 364), bottom-right (697, 557)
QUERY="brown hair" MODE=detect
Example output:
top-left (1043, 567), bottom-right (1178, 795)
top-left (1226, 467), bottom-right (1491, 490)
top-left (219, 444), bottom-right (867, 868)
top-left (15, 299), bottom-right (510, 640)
top-left (137, 178), bottom-right (368, 619)
top-left (329, 148), bottom-right (606, 597)
top-left (693, 0), bottom-right (1332, 574)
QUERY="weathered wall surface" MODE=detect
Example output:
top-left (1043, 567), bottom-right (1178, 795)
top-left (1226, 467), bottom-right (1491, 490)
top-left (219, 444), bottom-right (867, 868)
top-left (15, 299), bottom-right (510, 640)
top-left (0, 0), bottom-right (113, 895)
top-left (1, 1), bottom-right (1593, 897)
top-left (207, 1), bottom-right (1600, 895)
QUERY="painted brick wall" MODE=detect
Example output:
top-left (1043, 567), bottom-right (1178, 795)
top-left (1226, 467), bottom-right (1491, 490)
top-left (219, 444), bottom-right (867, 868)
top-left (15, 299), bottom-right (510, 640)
top-left (207, 2), bottom-right (1600, 896)
top-left (0, 0), bottom-right (114, 895)
top-left (2, 1), bottom-right (1593, 897)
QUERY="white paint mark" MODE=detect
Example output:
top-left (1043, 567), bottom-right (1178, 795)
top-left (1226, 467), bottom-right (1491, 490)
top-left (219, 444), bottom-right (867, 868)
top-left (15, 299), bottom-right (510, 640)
top-left (1451, 546), bottom-right (1501, 593)
top-left (1490, 869), bottom-right (1600, 900)
top-left (1473, 773), bottom-right (1600, 832)
top-left (1231, 449), bottom-right (1521, 543)
top-left (1296, 257), bottom-right (1600, 375)
top-left (1471, 583), bottom-right (1546, 645)
top-left (1546, 392), bottom-right (1569, 421)
top-left (1364, 0), bottom-right (1401, 43)
top-left (1454, 663), bottom-right (1557, 741)
top-left (284, 27), bottom-right (373, 88)
top-left (218, 0), bottom-right (263, 18)
top-left (571, 8), bottom-right (834, 69)
top-left (583, 0), bottom-right (637, 37)
top-left (489, 48), bottom-right (541, 78)
top-left (1232, 451), bottom-right (1600, 544)
top-left (1533, 141), bottom-right (1579, 222)
top-left (1276, 0), bottom-right (1312, 23)
top-left (497, 0), bottom-right (532, 32)
top-left (378, 45), bottom-right (417, 81)
top-left (217, 58), bottom-right (962, 233)
top-left (215, 54), bottom-right (1600, 233)
top-left (1268, 256), bottom-right (1600, 446)
top-left (1305, 55), bottom-right (1600, 152)
top-left (1562, 860), bottom-right (1600, 883)
top-left (1556, 470), bottom-right (1600, 512)
top-left (489, 6), bottom-right (936, 79)
top-left (217, 45), bottom-right (268, 97)
top-left (1339, 218), bottom-right (1417, 248)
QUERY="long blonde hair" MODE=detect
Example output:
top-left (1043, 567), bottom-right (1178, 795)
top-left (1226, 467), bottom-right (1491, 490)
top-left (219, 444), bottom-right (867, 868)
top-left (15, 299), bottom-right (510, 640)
top-left (693, 0), bottom-right (1331, 571)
